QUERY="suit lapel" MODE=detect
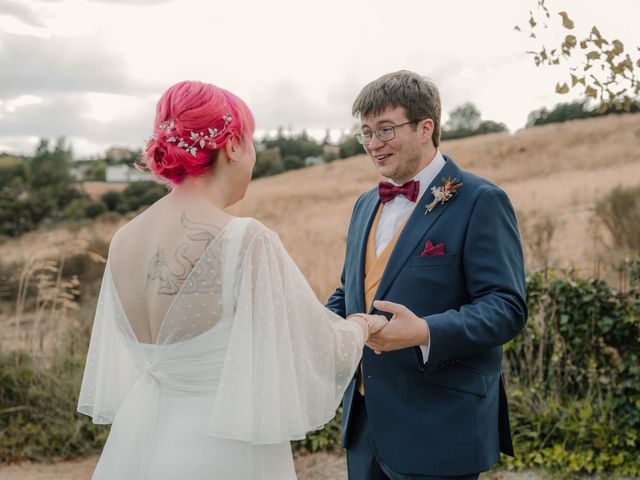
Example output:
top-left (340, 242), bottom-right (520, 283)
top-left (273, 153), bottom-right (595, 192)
top-left (354, 190), bottom-right (380, 313)
top-left (370, 158), bottom-right (462, 310)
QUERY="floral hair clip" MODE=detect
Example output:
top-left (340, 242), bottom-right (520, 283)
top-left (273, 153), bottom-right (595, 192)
top-left (155, 114), bottom-right (233, 157)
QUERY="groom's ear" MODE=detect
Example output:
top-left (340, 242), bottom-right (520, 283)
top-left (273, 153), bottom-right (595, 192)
top-left (419, 118), bottom-right (435, 145)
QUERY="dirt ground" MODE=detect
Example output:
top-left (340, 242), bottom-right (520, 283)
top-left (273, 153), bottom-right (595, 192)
top-left (0, 453), bottom-right (341, 480)
top-left (0, 453), bottom-right (543, 480)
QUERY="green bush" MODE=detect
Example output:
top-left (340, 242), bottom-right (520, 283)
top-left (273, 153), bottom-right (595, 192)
top-left (339, 136), bottom-right (363, 159)
top-left (100, 190), bottom-right (123, 211)
top-left (0, 155), bottom-right (27, 190)
top-left (596, 185), bottom-right (640, 253)
top-left (527, 100), bottom-right (640, 128)
top-left (0, 192), bottom-right (38, 237)
top-left (63, 198), bottom-right (107, 220)
top-left (0, 351), bottom-right (108, 461)
top-left (502, 271), bottom-right (640, 476)
top-left (121, 182), bottom-right (167, 211)
top-left (293, 408), bottom-right (343, 454)
top-left (283, 155), bottom-right (305, 171)
top-left (254, 148), bottom-right (285, 178)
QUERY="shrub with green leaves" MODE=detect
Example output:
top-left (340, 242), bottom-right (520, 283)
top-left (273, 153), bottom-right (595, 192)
top-left (503, 271), bottom-right (640, 476)
top-left (0, 352), bottom-right (108, 461)
top-left (596, 185), bottom-right (640, 253)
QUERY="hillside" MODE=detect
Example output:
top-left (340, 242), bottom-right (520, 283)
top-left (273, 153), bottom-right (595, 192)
top-left (229, 113), bottom-right (640, 298)
top-left (2, 113), bottom-right (639, 302)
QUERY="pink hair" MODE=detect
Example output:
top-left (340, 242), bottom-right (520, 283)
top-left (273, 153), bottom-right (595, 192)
top-left (142, 80), bottom-right (255, 185)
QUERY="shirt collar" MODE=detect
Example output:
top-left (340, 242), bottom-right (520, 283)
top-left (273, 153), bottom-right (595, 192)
top-left (388, 150), bottom-right (447, 203)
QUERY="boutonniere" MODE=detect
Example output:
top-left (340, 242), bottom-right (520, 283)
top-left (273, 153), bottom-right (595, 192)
top-left (425, 177), bottom-right (463, 214)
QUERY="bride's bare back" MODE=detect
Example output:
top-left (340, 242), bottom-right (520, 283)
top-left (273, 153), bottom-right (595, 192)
top-left (108, 195), bottom-right (235, 344)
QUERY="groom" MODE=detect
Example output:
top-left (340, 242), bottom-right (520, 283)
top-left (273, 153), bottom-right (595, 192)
top-left (326, 71), bottom-right (527, 479)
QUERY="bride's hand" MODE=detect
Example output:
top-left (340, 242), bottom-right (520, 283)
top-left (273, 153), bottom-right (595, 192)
top-left (366, 314), bottom-right (388, 336)
top-left (347, 313), bottom-right (388, 341)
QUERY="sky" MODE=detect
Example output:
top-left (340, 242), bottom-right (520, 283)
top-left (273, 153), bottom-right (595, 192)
top-left (0, 0), bottom-right (638, 158)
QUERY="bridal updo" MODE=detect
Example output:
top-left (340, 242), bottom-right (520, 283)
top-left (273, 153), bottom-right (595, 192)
top-left (142, 80), bottom-right (255, 185)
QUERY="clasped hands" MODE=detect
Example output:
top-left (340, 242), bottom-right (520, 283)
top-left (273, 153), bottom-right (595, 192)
top-left (347, 300), bottom-right (430, 354)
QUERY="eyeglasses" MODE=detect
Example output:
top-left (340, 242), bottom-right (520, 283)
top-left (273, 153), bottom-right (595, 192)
top-left (355, 119), bottom-right (423, 145)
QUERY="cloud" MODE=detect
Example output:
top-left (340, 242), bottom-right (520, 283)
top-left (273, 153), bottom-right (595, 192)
top-left (0, 0), bottom-right (45, 27)
top-left (33, 0), bottom-right (173, 3)
top-left (1, 95), bottom-right (101, 138)
top-left (0, 93), bottom-right (156, 151)
top-left (249, 79), bottom-right (355, 132)
top-left (0, 32), bottom-right (158, 98)
top-left (82, 0), bottom-right (175, 4)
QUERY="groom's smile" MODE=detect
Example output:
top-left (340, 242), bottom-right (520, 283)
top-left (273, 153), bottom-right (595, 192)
top-left (374, 153), bottom-right (392, 164)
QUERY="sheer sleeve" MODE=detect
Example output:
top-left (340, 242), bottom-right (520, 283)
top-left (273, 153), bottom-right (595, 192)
top-left (77, 264), bottom-right (140, 424)
top-left (207, 220), bottom-right (365, 444)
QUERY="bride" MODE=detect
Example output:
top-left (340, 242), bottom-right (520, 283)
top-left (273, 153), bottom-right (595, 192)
top-left (77, 80), bottom-right (386, 479)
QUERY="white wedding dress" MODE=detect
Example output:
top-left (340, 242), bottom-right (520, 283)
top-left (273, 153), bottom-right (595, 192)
top-left (78, 217), bottom-right (364, 479)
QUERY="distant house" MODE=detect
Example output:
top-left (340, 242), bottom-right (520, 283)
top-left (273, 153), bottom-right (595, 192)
top-left (106, 147), bottom-right (135, 162)
top-left (70, 163), bottom-right (92, 181)
top-left (304, 156), bottom-right (324, 166)
top-left (322, 144), bottom-right (340, 156)
top-left (304, 157), bottom-right (324, 167)
top-left (106, 164), bottom-right (152, 182)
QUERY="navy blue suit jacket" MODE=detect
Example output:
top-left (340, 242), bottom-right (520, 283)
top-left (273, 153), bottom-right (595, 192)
top-left (326, 156), bottom-right (527, 476)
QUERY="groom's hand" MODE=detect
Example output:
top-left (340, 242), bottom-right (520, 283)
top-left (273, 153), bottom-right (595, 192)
top-left (366, 300), bottom-right (429, 354)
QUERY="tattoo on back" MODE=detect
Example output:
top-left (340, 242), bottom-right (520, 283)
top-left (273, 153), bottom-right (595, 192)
top-left (145, 212), bottom-right (222, 296)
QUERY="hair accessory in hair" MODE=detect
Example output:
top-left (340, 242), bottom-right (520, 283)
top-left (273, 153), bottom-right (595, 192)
top-left (153, 114), bottom-right (233, 157)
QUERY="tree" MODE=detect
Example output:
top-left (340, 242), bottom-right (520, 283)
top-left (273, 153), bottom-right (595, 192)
top-left (339, 136), bottom-right (363, 159)
top-left (263, 132), bottom-right (323, 160)
top-left (526, 100), bottom-right (593, 126)
top-left (441, 103), bottom-right (507, 140)
top-left (476, 120), bottom-right (508, 134)
top-left (86, 160), bottom-right (107, 181)
top-left (526, 98), bottom-right (640, 127)
top-left (100, 191), bottom-right (124, 211)
top-left (29, 137), bottom-right (73, 189)
top-left (516, 1), bottom-right (640, 112)
top-left (282, 155), bottom-right (305, 171)
top-left (445, 103), bottom-right (482, 131)
top-left (596, 185), bottom-right (640, 252)
top-left (253, 148), bottom-right (284, 178)
top-left (0, 155), bottom-right (27, 190)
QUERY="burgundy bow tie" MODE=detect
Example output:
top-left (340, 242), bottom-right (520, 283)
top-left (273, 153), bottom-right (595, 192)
top-left (378, 180), bottom-right (420, 204)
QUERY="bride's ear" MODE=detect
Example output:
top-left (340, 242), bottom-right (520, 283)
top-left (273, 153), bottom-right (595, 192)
top-left (223, 137), bottom-right (240, 165)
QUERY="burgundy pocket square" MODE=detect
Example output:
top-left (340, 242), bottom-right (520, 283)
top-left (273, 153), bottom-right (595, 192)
top-left (421, 240), bottom-right (446, 257)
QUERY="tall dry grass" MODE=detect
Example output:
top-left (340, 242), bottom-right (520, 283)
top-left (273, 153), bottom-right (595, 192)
top-left (0, 224), bottom-right (113, 355)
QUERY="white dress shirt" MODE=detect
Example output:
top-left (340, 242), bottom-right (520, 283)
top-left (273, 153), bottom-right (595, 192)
top-left (375, 150), bottom-right (447, 363)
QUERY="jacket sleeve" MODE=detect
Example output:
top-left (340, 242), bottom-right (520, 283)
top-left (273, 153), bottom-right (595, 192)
top-left (422, 187), bottom-right (528, 372)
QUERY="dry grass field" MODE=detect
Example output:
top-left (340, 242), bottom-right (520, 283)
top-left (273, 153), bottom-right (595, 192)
top-left (228, 113), bottom-right (640, 298)
top-left (79, 181), bottom-right (128, 200)
top-left (1, 114), bottom-right (639, 303)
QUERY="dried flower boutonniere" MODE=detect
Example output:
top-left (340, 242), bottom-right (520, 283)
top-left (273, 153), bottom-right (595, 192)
top-left (425, 177), bottom-right (463, 214)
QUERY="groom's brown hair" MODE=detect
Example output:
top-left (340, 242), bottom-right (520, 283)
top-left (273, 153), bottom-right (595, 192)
top-left (352, 70), bottom-right (441, 148)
